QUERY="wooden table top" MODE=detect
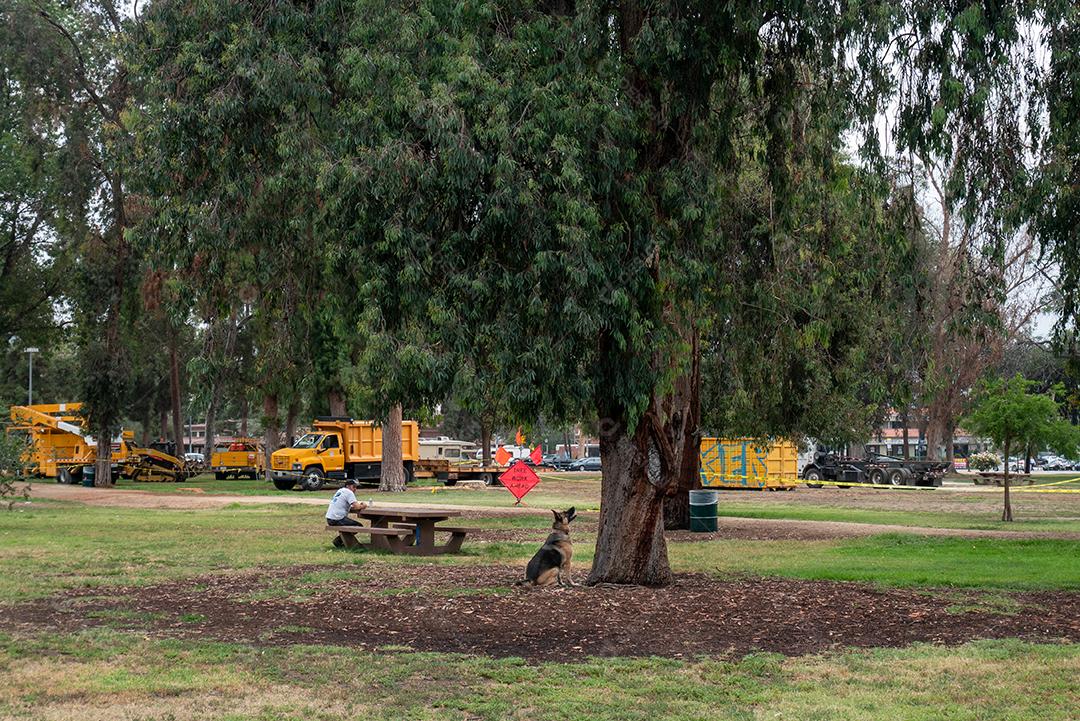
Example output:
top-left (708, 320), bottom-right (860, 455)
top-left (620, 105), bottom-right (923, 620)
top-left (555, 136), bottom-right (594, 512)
top-left (354, 506), bottom-right (462, 519)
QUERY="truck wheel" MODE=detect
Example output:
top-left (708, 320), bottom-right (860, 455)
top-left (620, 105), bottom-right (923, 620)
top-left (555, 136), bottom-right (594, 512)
top-left (273, 477), bottom-right (296, 491)
top-left (215, 472), bottom-right (226, 481)
top-left (483, 472), bottom-right (497, 486)
top-left (803, 468), bottom-right (823, 489)
top-left (869, 468), bottom-right (886, 485)
top-left (58, 467), bottom-right (73, 485)
top-left (301, 467), bottom-right (325, 491)
top-left (887, 468), bottom-right (906, 486)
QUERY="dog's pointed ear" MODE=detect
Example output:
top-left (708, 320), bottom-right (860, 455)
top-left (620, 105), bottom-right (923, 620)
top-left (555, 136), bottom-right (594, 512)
top-left (566, 507), bottom-right (576, 521)
top-left (551, 509), bottom-right (561, 521)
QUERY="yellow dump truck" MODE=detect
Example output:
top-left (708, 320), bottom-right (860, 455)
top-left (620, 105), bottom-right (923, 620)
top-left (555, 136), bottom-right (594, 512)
top-left (270, 417), bottom-right (420, 491)
top-left (698, 437), bottom-right (799, 490)
top-left (210, 438), bottom-right (264, 480)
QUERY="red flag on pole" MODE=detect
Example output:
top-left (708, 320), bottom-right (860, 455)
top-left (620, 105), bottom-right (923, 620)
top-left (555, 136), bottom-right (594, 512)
top-left (494, 446), bottom-right (512, 466)
top-left (530, 445), bottom-right (542, 465)
top-left (515, 427), bottom-right (525, 446)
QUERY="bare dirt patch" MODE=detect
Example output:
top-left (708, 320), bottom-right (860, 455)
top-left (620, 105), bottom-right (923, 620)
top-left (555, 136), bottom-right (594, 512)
top-left (6, 564), bottom-right (1078, 661)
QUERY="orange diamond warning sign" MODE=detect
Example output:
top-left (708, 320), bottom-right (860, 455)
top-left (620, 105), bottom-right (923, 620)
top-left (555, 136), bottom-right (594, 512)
top-left (499, 460), bottom-right (540, 502)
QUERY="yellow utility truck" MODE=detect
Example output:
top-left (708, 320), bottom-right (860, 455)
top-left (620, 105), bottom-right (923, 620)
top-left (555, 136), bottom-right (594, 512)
top-left (271, 417), bottom-right (420, 491)
top-left (9, 403), bottom-right (134, 483)
top-left (8, 403), bottom-right (190, 483)
top-left (698, 437), bottom-right (799, 490)
top-left (210, 438), bottom-right (264, 480)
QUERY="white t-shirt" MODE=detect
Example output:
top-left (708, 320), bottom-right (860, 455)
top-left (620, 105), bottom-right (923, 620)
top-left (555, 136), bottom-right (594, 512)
top-left (326, 487), bottom-right (357, 521)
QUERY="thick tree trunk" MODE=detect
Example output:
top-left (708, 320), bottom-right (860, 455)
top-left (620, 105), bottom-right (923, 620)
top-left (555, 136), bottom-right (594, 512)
top-left (925, 414), bottom-right (948, 461)
top-left (285, 401), bottom-right (299, 447)
top-left (663, 334), bottom-right (701, 531)
top-left (480, 420), bottom-right (492, 465)
top-left (379, 404), bottom-right (405, 492)
top-left (262, 394), bottom-right (279, 482)
top-left (1002, 438), bottom-right (1013, 522)
top-left (169, 334), bottom-right (183, 456)
top-left (945, 426), bottom-right (955, 468)
top-left (328, 389), bottom-right (347, 417)
top-left (588, 408), bottom-right (673, 586)
top-left (901, 410), bottom-right (910, 460)
top-left (589, 349), bottom-right (698, 586)
top-left (94, 423), bottom-right (113, 487)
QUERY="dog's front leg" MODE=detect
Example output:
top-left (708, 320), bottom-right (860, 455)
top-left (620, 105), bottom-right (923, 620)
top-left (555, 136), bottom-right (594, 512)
top-left (563, 560), bottom-right (577, 586)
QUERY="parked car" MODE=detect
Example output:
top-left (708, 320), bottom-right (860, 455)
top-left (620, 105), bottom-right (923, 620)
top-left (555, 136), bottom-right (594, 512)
top-left (568, 456), bottom-right (602, 472)
top-left (542, 454), bottom-right (574, 470)
top-left (184, 452), bottom-right (205, 464)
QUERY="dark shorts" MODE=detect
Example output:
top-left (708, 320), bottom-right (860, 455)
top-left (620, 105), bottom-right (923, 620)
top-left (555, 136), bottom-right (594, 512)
top-left (327, 516), bottom-right (361, 526)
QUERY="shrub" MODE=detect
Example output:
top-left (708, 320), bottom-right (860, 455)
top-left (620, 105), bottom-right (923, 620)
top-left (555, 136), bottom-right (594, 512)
top-left (967, 451), bottom-right (1000, 472)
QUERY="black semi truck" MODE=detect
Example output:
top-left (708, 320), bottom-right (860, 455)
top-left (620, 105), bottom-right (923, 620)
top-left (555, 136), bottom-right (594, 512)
top-left (802, 451), bottom-right (948, 488)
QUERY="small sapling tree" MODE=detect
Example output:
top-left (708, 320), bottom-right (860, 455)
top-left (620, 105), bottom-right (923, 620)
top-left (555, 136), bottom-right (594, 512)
top-left (963, 375), bottom-right (1080, 521)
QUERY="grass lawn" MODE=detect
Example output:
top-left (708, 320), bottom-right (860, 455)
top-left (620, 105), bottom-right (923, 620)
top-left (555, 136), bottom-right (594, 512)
top-left (712, 503), bottom-right (1080, 533)
top-left (3, 502), bottom-right (1080, 601)
top-left (0, 631), bottom-right (1075, 720)
top-left (1, 497), bottom-right (1077, 719)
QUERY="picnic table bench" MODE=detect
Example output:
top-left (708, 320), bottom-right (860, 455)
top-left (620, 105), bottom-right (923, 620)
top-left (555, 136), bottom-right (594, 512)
top-left (327, 505), bottom-right (480, 556)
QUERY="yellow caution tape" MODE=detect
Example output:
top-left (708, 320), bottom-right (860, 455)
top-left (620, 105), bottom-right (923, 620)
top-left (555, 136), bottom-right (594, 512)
top-left (1013, 476), bottom-right (1080, 490)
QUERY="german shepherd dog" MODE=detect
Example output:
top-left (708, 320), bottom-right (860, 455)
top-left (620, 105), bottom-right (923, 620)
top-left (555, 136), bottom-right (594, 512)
top-left (517, 508), bottom-right (577, 587)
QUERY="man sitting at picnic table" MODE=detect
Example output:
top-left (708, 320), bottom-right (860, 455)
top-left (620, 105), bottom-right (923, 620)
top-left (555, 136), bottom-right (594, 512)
top-left (326, 479), bottom-right (368, 547)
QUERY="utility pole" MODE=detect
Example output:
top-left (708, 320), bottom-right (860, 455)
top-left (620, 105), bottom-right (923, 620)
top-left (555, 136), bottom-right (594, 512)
top-left (25, 347), bottom-right (39, 405)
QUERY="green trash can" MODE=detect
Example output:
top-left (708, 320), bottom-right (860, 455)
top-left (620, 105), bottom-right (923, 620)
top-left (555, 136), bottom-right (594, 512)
top-left (688, 489), bottom-right (718, 532)
top-left (81, 465), bottom-right (95, 487)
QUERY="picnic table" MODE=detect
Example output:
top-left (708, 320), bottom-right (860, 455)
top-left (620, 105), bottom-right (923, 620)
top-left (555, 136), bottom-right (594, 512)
top-left (327, 505), bottom-right (478, 556)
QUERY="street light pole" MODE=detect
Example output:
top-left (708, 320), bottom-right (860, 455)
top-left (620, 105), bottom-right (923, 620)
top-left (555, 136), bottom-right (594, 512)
top-left (25, 347), bottom-right (39, 405)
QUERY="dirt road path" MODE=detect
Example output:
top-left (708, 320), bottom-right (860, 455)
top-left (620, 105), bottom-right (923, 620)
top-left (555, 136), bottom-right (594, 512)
top-left (24, 483), bottom-right (1080, 539)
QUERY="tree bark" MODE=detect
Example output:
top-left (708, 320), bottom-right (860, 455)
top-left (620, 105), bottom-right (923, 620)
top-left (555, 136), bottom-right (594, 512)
top-left (285, 401), bottom-right (299, 447)
top-left (169, 333), bottom-right (183, 456)
top-left (240, 397), bottom-right (248, 437)
top-left (901, 410), bottom-right (910, 460)
top-left (379, 403), bottom-right (405, 492)
top-left (1002, 438), bottom-right (1013, 522)
top-left (588, 407), bottom-right (673, 586)
top-left (202, 394), bottom-right (218, 460)
top-left (663, 334), bottom-right (701, 531)
top-left (141, 406), bottom-right (151, 447)
top-left (480, 420), bottom-right (492, 465)
top-left (925, 413), bottom-right (948, 461)
top-left (263, 394), bottom-right (279, 482)
top-left (94, 422), bottom-right (113, 487)
top-left (589, 333), bottom-right (699, 585)
top-left (328, 389), bottom-right (347, 417)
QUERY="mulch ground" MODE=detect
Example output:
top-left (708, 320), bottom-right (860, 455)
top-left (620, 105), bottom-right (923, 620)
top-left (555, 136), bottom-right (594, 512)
top-left (6, 564), bottom-right (1079, 661)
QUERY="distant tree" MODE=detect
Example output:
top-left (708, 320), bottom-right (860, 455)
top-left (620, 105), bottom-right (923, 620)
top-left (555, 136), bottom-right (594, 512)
top-left (0, 421), bottom-right (32, 509)
top-left (962, 375), bottom-right (1080, 521)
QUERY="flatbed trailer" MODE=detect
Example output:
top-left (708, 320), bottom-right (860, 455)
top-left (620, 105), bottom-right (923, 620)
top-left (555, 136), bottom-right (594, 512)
top-left (802, 452), bottom-right (947, 488)
top-left (417, 459), bottom-right (508, 486)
